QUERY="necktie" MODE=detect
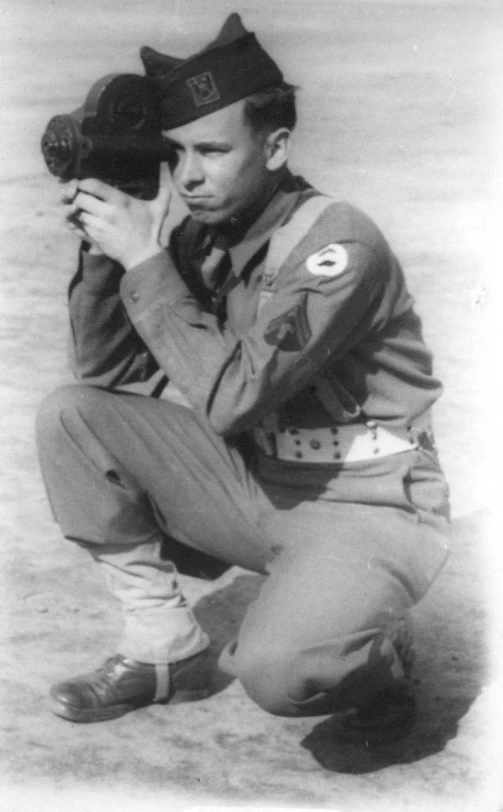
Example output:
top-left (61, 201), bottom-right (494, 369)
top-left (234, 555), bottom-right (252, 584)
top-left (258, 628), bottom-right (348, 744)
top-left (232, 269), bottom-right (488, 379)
top-left (200, 235), bottom-right (232, 292)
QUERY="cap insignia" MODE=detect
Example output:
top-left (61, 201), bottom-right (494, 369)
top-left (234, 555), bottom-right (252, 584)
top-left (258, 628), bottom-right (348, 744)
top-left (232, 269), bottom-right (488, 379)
top-left (186, 72), bottom-right (221, 107)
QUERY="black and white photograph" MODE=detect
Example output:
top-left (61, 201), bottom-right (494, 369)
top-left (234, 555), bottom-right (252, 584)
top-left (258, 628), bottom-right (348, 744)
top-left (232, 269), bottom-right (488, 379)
top-left (0, 1), bottom-right (500, 810)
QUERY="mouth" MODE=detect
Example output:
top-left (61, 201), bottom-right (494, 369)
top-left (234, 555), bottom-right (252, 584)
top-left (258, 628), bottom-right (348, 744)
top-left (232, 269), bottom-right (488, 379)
top-left (180, 196), bottom-right (227, 221)
top-left (182, 196), bottom-right (212, 206)
top-left (182, 199), bottom-right (221, 218)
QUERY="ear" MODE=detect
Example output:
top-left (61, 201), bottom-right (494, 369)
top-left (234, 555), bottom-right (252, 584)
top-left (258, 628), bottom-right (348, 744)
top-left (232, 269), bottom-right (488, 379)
top-left (264, 128), bottom-right (291, 172)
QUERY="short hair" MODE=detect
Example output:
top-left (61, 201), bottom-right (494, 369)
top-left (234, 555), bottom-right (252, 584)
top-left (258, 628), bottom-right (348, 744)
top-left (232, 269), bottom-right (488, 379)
top-left (243, 82), bottom-right (298, 134)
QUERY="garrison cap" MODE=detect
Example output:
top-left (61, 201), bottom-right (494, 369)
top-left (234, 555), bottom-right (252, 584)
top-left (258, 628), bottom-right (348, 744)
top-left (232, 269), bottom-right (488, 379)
top-left (140, 13), bottom-right (283, 130)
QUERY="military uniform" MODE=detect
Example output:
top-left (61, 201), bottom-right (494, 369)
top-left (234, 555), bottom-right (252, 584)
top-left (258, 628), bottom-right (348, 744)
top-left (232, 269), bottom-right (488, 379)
top-left (37, 170), bottom-right (450, 716)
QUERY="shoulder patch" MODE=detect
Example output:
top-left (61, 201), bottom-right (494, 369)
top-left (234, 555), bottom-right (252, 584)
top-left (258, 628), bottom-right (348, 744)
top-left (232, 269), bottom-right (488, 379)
top-left (306, 244), bottom-right (349, 277)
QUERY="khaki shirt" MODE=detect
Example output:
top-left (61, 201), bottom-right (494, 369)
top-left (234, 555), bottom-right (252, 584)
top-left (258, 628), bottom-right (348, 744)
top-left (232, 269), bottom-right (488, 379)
top-left (68, 172), bottom-right (441, 436)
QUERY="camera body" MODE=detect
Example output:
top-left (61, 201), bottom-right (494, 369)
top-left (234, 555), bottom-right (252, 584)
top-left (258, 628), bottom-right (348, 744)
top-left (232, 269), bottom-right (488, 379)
top-left (41, 73), bottom-right (173, 199)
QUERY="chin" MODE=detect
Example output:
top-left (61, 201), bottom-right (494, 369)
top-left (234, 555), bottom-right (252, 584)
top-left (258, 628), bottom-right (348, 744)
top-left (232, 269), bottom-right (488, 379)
top-left (189, 208), bottom-right (232, 226)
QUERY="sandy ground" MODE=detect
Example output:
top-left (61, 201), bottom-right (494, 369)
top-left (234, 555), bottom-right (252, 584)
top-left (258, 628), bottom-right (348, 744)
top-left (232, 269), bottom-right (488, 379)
top-left (0, 1), bottom-right (502, 810)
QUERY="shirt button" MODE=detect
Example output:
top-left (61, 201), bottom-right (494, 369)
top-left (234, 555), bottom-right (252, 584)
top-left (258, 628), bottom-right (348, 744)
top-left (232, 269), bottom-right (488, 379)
top-left (129, 291), bottom-right (140, 303)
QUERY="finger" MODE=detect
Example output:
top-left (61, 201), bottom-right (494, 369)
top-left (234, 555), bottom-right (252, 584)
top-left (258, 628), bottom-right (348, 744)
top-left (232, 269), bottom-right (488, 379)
top-left (65, 215), bottom-right (87, 240)
top-left (65, 204), bottom-right (85, 228)
top-left (71, 191), bottom-right (111, 218)
top-left (68, 223), bottom-right (88, 241)
top-left (66, 212), bottom-right (82, 228)
top-left (60, 179), bottom-right (79, 204)
top-left (64, 200), bottom-right (83, 218)
top-left (78, 212), bottom-right (103, 241)
top-left (76, 177), bottom-right (125, 204)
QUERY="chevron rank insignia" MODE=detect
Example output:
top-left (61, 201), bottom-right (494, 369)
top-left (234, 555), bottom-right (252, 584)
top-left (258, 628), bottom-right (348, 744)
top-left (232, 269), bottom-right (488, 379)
top-left (306, 243), bottom-right (349, 277)
top-left (264, 293), bottom-right (312, 352)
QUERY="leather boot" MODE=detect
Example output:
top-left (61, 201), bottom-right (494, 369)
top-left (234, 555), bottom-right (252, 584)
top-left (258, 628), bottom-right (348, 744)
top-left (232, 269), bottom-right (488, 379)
top-left (49, 649), bottom-right (210, 722)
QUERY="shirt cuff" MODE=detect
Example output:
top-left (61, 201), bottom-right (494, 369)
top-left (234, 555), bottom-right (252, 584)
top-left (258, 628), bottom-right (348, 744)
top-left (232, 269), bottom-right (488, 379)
top-left (120, 250), bottom-right (192, 310)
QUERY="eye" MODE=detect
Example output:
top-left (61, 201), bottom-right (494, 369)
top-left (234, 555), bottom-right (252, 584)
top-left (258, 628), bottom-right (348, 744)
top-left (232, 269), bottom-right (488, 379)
top-left (200, 145), bottom-right (230, 156)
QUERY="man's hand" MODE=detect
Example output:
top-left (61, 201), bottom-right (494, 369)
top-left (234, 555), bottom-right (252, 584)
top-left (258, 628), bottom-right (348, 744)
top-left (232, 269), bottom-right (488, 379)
top-left (63, 178), bottom-right (172, 270)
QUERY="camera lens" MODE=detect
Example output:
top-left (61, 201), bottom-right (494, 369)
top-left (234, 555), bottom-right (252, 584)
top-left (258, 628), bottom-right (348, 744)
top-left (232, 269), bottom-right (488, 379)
top-left (41, 116), bottom-right (79, 178)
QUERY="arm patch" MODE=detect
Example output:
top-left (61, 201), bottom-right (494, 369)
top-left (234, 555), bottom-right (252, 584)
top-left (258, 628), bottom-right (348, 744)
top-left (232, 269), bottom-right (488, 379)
top-left (306, 243), bottom-right (349, 277)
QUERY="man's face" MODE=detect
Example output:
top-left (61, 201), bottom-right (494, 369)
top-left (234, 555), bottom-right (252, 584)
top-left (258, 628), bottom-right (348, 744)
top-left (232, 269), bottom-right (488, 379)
top-left (164, 100), bottom-right (271, 225)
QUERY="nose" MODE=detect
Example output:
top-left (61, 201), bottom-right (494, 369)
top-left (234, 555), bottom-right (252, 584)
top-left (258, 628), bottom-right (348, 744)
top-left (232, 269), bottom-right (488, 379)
top-left (175, 151), bottom-right (204, 191)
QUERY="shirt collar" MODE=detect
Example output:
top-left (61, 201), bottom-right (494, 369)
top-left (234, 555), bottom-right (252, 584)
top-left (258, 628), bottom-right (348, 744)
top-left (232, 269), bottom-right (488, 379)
top-left (224, 173), bottom-right (312, 278)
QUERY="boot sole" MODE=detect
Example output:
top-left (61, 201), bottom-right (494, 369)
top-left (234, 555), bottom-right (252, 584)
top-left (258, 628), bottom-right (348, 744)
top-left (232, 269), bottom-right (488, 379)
top-left (49, 696), bottom-right (139, 722)
top-left (50, 687), bottom-right (211, 723)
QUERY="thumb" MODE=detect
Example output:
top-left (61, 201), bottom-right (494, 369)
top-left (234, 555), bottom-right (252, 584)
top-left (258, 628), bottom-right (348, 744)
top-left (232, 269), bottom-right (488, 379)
top-left (156, 183), bottom-right (173, 209)
top-left (151, 184), bottom-right (173, 245)
top-left (151, 183), bottom-right (172, 220)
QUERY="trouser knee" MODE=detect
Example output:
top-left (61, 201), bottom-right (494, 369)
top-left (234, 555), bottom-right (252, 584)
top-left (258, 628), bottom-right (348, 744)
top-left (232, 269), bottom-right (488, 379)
top-left (235, 646), bottom-right (358, 718)
top-left (225, 622), bottom-right (407, 718)
top-left (36, 383), bottom-right (160, 545)
top-left (230, 643), bottom-right (299, 717)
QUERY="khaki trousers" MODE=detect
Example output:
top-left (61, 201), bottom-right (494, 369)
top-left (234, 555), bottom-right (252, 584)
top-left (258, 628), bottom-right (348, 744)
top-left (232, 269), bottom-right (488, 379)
top-left (36, 384), bottom-right (450, 716)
